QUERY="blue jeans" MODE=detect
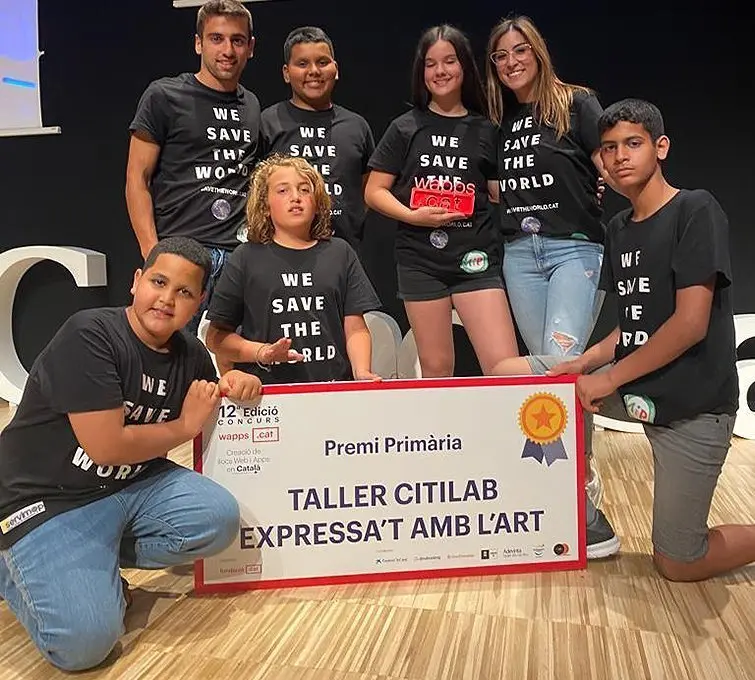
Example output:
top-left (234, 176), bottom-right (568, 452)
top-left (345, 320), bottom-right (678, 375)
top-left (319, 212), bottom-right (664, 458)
top-left (186, 246), bottom-right (232, 337)
top-left (0, 462), bottom-right (239, 671)
top-left (503, 235), bottom-right (604, 356)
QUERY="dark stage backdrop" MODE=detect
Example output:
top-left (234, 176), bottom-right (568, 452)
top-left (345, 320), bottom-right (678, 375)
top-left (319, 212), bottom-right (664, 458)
top-left (0, 0), bottom-right (751, 372)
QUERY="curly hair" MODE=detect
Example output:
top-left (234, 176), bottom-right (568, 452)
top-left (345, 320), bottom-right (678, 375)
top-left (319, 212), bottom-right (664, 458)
top-left (245, 155), bottom-right (332, 244)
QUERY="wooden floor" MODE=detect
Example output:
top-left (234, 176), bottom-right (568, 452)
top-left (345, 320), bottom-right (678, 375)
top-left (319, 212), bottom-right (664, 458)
top-left (2, 402), bottom-right (755, 680)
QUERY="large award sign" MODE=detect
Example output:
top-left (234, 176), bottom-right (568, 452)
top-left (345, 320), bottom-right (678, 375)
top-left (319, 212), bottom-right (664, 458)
top-left (194, 376), bottom-right (586, 593)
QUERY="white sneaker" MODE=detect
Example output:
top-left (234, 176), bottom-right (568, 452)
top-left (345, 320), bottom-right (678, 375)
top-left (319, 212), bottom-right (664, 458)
top-left (587, 508), bottom-right (620, 559)
top-left (586, 468), bottom-right (603, 508)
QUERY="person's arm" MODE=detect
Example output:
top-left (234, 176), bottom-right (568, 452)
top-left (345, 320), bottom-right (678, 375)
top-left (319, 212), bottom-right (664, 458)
top-left (607, 281), bottom-right (714, 390)
top-left (573, 92), bottom-right (617, 196)
top-left (488, 180), bottom-right (500, 204)
top-left (206, 322), bottom-right (259, 364)
top-left (580, 327), bottom-right (620, 372)
top-left (194, 340), bottom-right (263, 400)
top-left (125, 131), bottom-right (161, 259)
top-left (68, 380), bottom-right (220, 466)
top-left (206, 324), bottom-right (305, 367)
top-left (361, 120), bottom-right (376, 198)
top-left (340, 244), bottom-right (381, 380)
top-left (546, 327), bottom-right (618, 376)
top-left (218, 370), bottom-right (263, 401)
top-left (591, 148), bottom-right (617, 196)
top-left (364, 171), bottom-right (466, 227)
top-left (481, 121), bottom-right (500, 205)
top-left (344, 315), bottom-right (377, 380)
top-left (576, 285), bottom-right (716, 413)
top-left (365, 117), bottom-right (466, 228)
top-left (364, 170), bottom-right (414, 222)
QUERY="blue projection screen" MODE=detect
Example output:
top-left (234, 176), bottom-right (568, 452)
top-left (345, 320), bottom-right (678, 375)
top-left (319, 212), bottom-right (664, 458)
top-left (0, 0), bottom-right (59, 136)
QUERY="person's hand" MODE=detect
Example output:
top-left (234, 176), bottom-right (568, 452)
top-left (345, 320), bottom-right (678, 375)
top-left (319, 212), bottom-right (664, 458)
top-left (575, 372), bottom-right (615, 413)
top-left (408, 206), bottom-right (468, 228)
top-left (354, 369), bottom-right (382, 382)
top-left (218, 370), bottom-right (262, 401)
top-left (179, 380), bottom-right (220, 437)
top-left (545, 357), bottom-right (589, 376)
top-left (596, 176), bottom-right (606, 206)
top-left (257, 338), bottom-right (305, 365)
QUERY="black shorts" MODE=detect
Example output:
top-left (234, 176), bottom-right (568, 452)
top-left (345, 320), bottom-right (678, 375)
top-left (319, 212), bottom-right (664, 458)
top-left (397, 265), bottom-right (504, 302)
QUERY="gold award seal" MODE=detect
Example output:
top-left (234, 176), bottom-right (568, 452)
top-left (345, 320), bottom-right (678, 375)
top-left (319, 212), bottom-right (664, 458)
top-left (518, 393), bottom-right (569, 465)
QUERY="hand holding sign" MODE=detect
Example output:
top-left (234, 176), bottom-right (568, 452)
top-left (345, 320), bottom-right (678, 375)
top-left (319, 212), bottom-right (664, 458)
top-left (576, 372), bottom-right (616, 413)
top-left (409, 180), bottom-right (475, 227)
top-left (407, 206), bottom-right (469, 228)
top-left (180, 380), bottom-right (221, 438)
top-left (218, 370), bottom-right (263, 401)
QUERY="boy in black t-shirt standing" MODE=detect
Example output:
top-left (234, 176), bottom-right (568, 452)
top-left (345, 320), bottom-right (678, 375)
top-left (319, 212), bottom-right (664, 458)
top-left (0, 237), bottom-right (261, 671)
top-left (492, 99), bottom-right (750, 580)
top-left (206, 155), bottom-right (381, 384)
top-left (126, 1), bottom-right (262, 335)
top-left (260, 26), bottom-right (375, 252)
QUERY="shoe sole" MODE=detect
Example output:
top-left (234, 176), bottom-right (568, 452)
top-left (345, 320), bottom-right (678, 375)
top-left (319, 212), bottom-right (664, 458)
top-left (587, 535), bottom-right (621, 560)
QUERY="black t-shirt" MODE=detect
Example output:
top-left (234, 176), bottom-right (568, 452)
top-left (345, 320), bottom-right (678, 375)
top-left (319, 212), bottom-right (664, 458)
top-left (0, 308), bottom-right (217, 548)
top-left (129, 73), bottom-right (262, 250)
top-left (599, 189), bottom-right (738, 425)
top-left (261, 101), bottom-right (375, 250)
top-left (368, 108), bottom-right (500, 276)
top-left (498, 92), bottom-right (604, 243)
top-left (207, 238), bottom-right (381, 384)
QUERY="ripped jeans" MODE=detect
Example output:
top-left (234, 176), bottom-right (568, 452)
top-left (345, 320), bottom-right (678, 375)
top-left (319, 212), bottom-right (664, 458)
top-left (503, 235), bottom-right (604, 356)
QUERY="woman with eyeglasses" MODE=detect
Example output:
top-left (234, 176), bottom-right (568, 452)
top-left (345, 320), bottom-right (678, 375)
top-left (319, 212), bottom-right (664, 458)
top-left (485, 15), bottom-right (609, 361)
top-left (485, 16), bottom-right (611, 508)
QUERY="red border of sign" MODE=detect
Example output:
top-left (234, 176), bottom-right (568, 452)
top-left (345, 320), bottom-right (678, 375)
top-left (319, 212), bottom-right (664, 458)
top-left (193, 375), bottom-right (586, 593)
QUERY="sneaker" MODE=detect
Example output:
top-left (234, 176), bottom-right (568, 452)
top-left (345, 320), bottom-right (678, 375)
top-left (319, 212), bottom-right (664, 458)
top-left (587, 508), bottom-right (620, 559)
top-left (586, 467), bottom-right (603, 508)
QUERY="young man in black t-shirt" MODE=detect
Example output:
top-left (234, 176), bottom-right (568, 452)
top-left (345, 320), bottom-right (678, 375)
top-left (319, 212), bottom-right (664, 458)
top-left (492, 99), bottom-right (750, 580)
top-left (260, 26), bottom-right (375, 252)
top-left (0, 237), bottom-right (261, 671)
top-left (126, 0), bottom-right (262, 335)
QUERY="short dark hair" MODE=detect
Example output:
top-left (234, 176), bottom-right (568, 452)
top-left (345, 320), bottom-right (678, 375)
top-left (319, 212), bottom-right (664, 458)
top-left (598, 98), bottom-right (665, 142)
top-left (196, 0), bottom-right (253, 40)
top-left (143, 237), bottom-right (212, 291)
top-left (411, 25), bottom-right (486, 116)
top-left (283, 26), bottom-right (334, 63)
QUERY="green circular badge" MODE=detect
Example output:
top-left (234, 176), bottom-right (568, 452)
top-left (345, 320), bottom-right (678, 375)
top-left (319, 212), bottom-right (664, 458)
top-left (460, 250), bottom-right (489, 274)
top-left (623, 394), bottom-right (656, 423)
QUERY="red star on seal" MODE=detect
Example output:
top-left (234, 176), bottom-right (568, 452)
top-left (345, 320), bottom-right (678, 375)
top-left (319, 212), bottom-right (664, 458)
top-left (532, 405), bottom-right (555, 430)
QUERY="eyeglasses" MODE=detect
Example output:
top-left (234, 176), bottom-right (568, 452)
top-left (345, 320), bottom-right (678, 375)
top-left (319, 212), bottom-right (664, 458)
top-left (489, 43), bottom-right (532, 65)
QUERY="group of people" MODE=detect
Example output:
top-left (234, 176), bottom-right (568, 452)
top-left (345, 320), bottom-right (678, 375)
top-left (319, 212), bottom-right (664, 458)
top-left (0, 0), bottom-right (752, 672)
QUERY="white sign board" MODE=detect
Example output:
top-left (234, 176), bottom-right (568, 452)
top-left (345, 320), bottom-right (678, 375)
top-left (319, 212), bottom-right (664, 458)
top-left (195, 376), bottom-right (586, 592)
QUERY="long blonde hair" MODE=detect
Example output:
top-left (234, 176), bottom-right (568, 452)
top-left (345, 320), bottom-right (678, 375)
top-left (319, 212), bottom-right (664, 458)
top-left (485, 16), bottom-right (591, 137)
top-left (245, 154), bottom-right (332, 244)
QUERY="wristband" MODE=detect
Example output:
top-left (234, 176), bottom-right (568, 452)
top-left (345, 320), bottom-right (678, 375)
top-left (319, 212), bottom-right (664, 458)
top-left (255, 343), bottom-right (272, 373)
